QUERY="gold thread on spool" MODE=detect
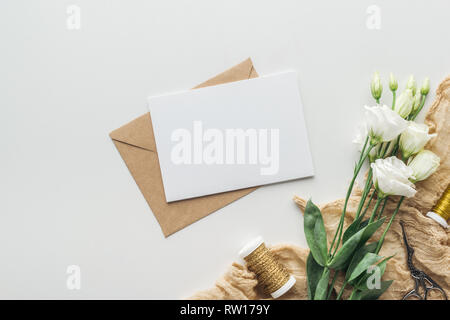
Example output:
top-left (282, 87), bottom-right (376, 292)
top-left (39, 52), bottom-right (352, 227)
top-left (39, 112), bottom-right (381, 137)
top-left (432, 185), bottom-right (450, 221)
top-left (243, 242), bottom-right (291, 295)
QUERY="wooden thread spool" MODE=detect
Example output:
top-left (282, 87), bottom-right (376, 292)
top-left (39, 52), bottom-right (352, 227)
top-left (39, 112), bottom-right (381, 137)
top-left (239, 237), bottom-right (296, 298)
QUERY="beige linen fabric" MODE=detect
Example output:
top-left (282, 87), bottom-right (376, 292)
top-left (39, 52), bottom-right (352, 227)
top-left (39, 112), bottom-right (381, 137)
top-left (190, 77), bottom-right (450, 300)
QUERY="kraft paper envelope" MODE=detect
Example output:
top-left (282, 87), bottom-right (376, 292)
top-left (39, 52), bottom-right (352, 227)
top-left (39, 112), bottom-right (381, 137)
top-left (110, 58), bottom-right (258, 237)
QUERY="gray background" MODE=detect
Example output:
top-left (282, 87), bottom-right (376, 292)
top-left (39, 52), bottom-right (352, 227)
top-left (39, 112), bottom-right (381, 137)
top-left (1, 0), bottom-right (448, 299)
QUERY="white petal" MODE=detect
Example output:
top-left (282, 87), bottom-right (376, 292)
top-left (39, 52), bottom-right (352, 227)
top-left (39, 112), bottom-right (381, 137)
top-left (364, 105), bottom-right (408, 143)
top-left (371, 156), bottom-right (416, 197)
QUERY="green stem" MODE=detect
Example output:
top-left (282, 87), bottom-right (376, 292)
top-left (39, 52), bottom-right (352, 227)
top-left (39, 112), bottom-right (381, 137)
top-left (336, 281), bottom-right (348, 300)
top-left (376, 197), bottom-right (389, 220)
top-left (358, 136), bottom-right (369, 163)
top-left (391, 136), bottom-right (401, 156)
top-left (352, 135), bottom-right (375, 222)
top-left (348, 196), bottom-right (405, 299)
top-left (378, 139), bottom-right (393, 159)
top-left (381, 140), bottom-right (400, 159)
top-left (410, 95), bottom-right (426, 120)
top-left (329, 144), bottom-right (374, 257)
top-left (355, 169), bottom-right (373, 220)
top-left (360, 188), bottom-right (375, 221)
top-left (375, 197), bottom-right (405, 253)
top-left (348, 289), bottom-right (356, 300)
top-left (391, 91), bottom-right (396, 109)
top-left (368, 197), bottom-right (383, 224)
top-left (326, 271), bottom-right (339, 300)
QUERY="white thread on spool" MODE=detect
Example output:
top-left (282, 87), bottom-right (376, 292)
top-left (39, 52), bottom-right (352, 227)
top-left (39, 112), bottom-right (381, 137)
top-left (427, 211), bottom-right (449, 228)
top-left (239, 236), bottom-right (265, 260)
top-left (239, 236), bottom-right (296, 299)
top-left (271, 275), bottom-right (296, 299)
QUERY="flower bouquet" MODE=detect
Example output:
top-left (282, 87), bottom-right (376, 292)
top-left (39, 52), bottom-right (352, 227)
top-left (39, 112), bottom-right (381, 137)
top-left (304, 73), bottom-right (440, 300)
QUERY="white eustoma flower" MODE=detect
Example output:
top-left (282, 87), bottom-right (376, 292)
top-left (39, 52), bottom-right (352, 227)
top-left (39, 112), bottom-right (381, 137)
top-left (399, 122), bottom-right (436, 159)
top-left (371, 156), bottom-right (416, 198)
top-left (364, 105), bottom-right (408, 145)
top-left (394, 89), bottom-right (414, 118)
top-left (408, 150), bottom-right (440, 182)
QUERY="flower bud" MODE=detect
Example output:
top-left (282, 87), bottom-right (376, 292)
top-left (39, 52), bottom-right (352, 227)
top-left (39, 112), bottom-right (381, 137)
top-left (408, 150), bottom-right (440, 182)
top-left (368, 144), bottom-right (379, 163)
top-left (412, 91), bottom-right (422, 113)
top-left (406, 75), bottom-right (417, 96)
top-left (399, 122), bottom-right (436, 159)
top-left (420, 77), bottom-right (430, 96)
top-left (371, 72), bottom-right (383, 101)
top-left (394, 89), bottom-right (414, 118)
top-left (389, 73), bottom-right (398, 91)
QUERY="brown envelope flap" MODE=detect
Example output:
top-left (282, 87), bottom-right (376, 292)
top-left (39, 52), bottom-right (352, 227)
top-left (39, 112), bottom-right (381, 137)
top-left (109, 58), bottom-right (257, 152)
top-left (110, 113), bottom-right (156, 151)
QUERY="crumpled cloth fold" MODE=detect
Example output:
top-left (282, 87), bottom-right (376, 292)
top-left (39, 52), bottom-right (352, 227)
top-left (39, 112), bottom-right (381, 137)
top-left (190, 77), bottom-right (450, 300)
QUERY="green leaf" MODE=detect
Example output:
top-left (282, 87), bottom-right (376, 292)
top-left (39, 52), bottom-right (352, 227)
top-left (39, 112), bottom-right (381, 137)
top-left (328, 227), bottom-right (365, 269)
top-left (347, 253), bottom-right (381, 282)
top-left (314, 268), bottom-right (330, 300)
top-left (376, 256), bottom-right (392, 277)
top-left (344, 218), bottom-right (371, 243)
top-left (303, 200), bottom-right (328, 266)
top-left (328, 218), bottom-right (385, 270)
top-left (359, 219), bottom-right (370, 230)
top-left (343, 216), bottom-right (363, 244)
top-left (345, 242), bottom-right (378, 282)
top-left (306, 251), bottom-right (324, 300)
top-left (315, 219), bottom-right (328, 262)
top-left (350, 280), bottom-right (393, 300)
top-left (358, 217), bottom-right (386, 247)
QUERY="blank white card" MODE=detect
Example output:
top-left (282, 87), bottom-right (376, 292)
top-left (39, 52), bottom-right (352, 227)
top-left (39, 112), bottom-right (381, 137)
top-left (148, 71), bottom-right (314, 202)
